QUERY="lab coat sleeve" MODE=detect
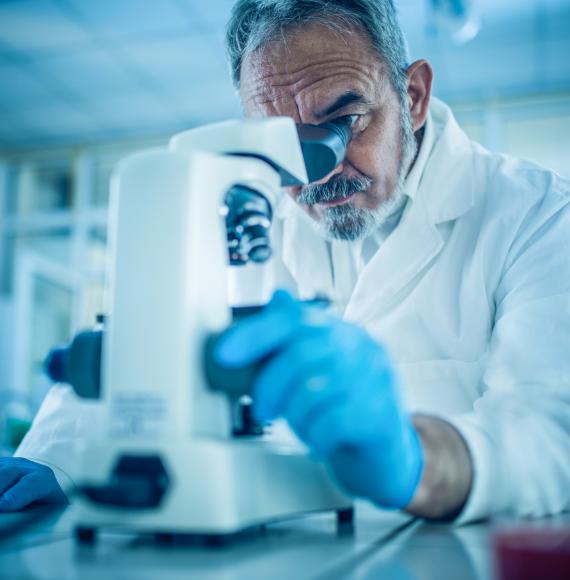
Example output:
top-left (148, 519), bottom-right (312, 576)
top-left (14, 384), bottom-right (103, 494)
top-left (451, 182), bottom-right (570, 523)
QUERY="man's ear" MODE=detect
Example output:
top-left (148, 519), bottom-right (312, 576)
top-left (406, 60), bottom-right (433, 132)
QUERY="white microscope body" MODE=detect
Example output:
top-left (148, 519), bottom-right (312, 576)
top-left (72, 118), bottom-right (352, 540)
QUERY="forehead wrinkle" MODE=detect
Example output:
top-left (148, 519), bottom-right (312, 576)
top-left (247, 62), bottom-right (385, 115)
top-left (242, 89), bottom-right (302, 121)
top-left (240, 24), bottom-right (391, 118)
top-left (258, 55), bottom-right (383, 89)
top-left (294, 71), bottom-right (378, 107)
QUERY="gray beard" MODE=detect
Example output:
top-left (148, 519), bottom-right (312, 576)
top-left (297, 105), bottom-right (418, 242)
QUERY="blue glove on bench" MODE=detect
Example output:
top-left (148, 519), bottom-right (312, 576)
top-left (0, 457), bottom-right (68, 512)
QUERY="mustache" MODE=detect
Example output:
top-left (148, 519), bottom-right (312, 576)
top-left (297, 174), bottom-right (373, 205)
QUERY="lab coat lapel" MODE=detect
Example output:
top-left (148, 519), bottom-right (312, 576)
top-left (278, 98), bottom-right (475, 312)
top-left (344, 101), bottom-right (476, 325)
top-left (343, 191), bottom-right (444, 324)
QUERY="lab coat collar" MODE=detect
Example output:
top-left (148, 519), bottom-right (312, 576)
top-left (421, 98), bottom-right (476, 224)
top-left (402, 102), bottom-right (435, 203)
top-left (344, 99), bottom-right (477, 322)
top-left (344, 174), bottom-right (444, 323)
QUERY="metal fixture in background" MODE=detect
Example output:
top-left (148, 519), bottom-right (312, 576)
top-left (430, 0), bottom-right (481, 44)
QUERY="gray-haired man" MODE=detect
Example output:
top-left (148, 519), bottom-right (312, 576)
top-left (217, 0), bottom-right (570, 522)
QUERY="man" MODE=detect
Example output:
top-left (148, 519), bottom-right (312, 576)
top-left (2, 0), bottom-right (569, 522)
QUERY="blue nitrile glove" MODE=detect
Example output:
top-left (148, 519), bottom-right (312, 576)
top-left (0, 457), bottom-right (68, 512)
top-left (215, 290), bottom-right (423, 509)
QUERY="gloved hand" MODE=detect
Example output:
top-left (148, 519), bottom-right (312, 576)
top-left (215, 290), bottom-right (423, 509)
top-left (0, 457), bottom-right (68, 512)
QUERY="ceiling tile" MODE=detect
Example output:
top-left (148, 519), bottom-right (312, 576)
top-left (0, 62), bottom-right (60, 107)
top-left (17, 102), bottom-right (102, 136)
top-left (0, 122), bottom-right (18, 139)
top-left (119, 35), bottom-right (227, 85)
top-left (67, 0), bottom-right (189, 38)
top-left (426, 11), bottom-right (538, 100)
top-left (165, 78), bottom-right (241, 121)
top-left (436, 41), bottom-right (536, 100)
top-left (1, 0), bottom-right (569, 147)
top-left (398, 0), bottom-right (431, 39)
top-left (544, 37), bottom-right (570, 86)
top-left (545, 3), bottom-right (570, 37)
top-left (179, 0), bottom-right (235, 30)
top-left (0, 111), bottom-right (35, 138)
top-left (32, 48), bottom-right (142, 94)
top-left (474, 0), bottom-right (537, 21)
top-left (87, 92), bottom-right (180, 129)
top-left (0, 0), bottom-right (92, 52)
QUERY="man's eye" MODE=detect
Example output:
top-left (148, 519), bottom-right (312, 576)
top-left (340, 114), bottom-right (360, 129)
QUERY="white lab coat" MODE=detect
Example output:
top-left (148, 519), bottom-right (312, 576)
top-left (16, 99), bottom-right (570, 523)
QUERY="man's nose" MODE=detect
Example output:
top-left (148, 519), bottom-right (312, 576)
top-left (311, 162), bottom-right (344, 185)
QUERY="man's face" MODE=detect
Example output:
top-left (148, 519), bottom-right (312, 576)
top-left (239, 22), bottom-right (423, 241)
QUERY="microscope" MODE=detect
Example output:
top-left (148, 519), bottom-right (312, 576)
top-left (45, 116), bottom-right (354, 543)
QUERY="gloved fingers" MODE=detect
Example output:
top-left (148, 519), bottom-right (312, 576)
top-left (305, 388), bottom-right (412, 458)
top-left (328, 423), bottom-right (424, 509)
top-left (287, 387), bottom-right (350, 445)
top-left (364, 388), bottom-right (407, 441)
top-left (284, 343), bottom-right (394, 442)
top-left (327, 445), bottom-right (379, 499)
top-left (282, 360), bottom-right (353, 441)
top-left (214, 290), bottom-right (304, 367)
top-left (44, 476), bottom-right (69, 504)
top-left (301, 401), bottom-right (352, 459)
top-left (252, 329), bottom-right (339, 421)
top-left (0, 472), bottom-right (48, 512)
top-left (0, 464), bottom-right (25, 495)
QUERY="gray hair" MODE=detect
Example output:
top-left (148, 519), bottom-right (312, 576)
top-left (225, 0), bottom-right (410, 104)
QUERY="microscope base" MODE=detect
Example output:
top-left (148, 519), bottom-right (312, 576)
top-left (73, 438), bottom-right (352, 542)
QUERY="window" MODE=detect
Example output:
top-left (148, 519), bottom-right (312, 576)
top-left (504, 115), bottom-right (570, 178)
top-left (7, 160), bottom-right (73, 215)
top-left (2, 229), bottom-right (72, 294)
top-left (0, 138), bottom-right (164, 410)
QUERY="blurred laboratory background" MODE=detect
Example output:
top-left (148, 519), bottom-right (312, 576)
top-left (0, 0), bottom-right (569, 450)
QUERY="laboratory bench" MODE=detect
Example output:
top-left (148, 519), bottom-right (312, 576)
top-left (1, 502), bottom-right (569, 580)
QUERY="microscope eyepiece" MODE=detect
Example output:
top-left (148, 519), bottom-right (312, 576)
top-left (296, 117), bottom-right (352, 183)
top-left (319, 117), bottom-right (352, 150)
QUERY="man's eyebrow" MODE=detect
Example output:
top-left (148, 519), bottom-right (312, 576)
top-left (314, 91), bottom-right (371, 120)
